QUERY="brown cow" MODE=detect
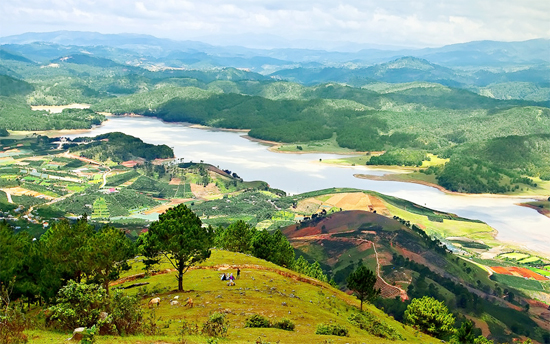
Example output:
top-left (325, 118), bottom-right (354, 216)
top-left (184, 297), bottom-right (193, 308)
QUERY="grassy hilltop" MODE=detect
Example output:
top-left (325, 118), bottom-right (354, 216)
top-left (27, 250), bottom-right (439, 344)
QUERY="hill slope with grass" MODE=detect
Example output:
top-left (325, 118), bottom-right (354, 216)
top-left (28, 250), bottom-right (439, 343)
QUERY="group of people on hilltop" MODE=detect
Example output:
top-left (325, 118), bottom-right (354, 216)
top-left (220, 268), bottom-right (240, 286)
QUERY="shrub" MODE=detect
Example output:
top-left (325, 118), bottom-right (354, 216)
top-left (272, 318), bottom-right (295, 331)
top-left (179, 319), bottom-right (199, 336)
top-left (202, 312), bottom-right (228, 337)
top-left (48, 280), bottom-right (108, 330)
top-left (0, 306), bottom-right (28, 344)
top-left (348, 312), bottom-right (403, 340)
top-left (81, 325), bottom-right (97, 344)
top-left (315, 323), bottom-right (349, 336)
top-left (109, 290), bottom-right (143, 335)
top-left (245, 314), bottom-right (271, 328)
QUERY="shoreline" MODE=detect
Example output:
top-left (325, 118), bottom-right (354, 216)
top-left (517, 203), bottom-right (550, 219)
top-left (30, 103), bottom-right (91, 113)
top-left (354, 173), bottom-right (546, 200)
top-left (12, 112), bottom-right (548, 201)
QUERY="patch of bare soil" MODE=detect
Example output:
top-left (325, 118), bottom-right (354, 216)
top-left (169, 178), bottom-right (181, 185)
top-left (295, 198), bottom-right (322, 213)
top-left (190, 182), bottom-right (220, 198)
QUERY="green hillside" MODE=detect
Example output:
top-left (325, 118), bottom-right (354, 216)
top-left (27, 250), bottom-right (441, 344)
top-left (69, 132), bottom-right (174, 162)
top-left (282, 210), bottom-right (549, 343)
top-left (0, 75), bottom-right (34, 96)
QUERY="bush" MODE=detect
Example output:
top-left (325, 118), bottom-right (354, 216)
top-left (48, 280), bottom-right (108, 330)
top-left (315, 323), bottom-right (349, 336)
top-left (272, 318), bottom-right (295, 331)
top-left (348, 312), bottom-right (403, 340)
top-left (202, 312), bottom-right (228, 337)
top-left (109, 290), bottom-right (143, 335)
top-left (47, 281), bottom-right (143, 335)
top-left (0, 306), bottom-right (28, 344)
top-left (245, 314), bottom-right (271, 328)
top-left (81, 325), bottom-right (97, 344)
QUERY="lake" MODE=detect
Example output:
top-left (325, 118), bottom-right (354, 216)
top-left (64, 116), bottom-right (550, 256)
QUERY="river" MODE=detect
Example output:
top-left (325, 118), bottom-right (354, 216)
top-left (63, 116), bottom-right (550, 256)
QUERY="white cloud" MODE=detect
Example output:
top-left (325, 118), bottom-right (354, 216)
top-left (0, 0), bottom-right (548, 47)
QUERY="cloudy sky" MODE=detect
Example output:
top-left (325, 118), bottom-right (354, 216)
top-left (1, 0), bottom-right (549, 48)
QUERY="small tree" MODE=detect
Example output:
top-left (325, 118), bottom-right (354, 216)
top-left (143, 204), bottom-right (213, 291)
top-left (451, 320), bottom-right (476, 344)
top-left (216, 220), bottom-right (256, 253)
top-left (347, 265), bottom-right (380, 311)
top-left (404, 296), bottom-right (455, 338)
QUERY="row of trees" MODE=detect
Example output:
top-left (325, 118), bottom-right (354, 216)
top-left (0, 218), bottom-right (134, 305)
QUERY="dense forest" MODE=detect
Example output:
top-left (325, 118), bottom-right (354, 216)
top-left (69, 132), bottom-right (174, 162)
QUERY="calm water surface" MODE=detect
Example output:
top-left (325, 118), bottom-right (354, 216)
top-left (65, 116), bottom-right (550, 255)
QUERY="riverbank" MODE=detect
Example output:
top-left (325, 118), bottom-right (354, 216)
top-left (30, 103), bottom-right (91, 113)
top-left (9, 125), bottom-right (107, 139)
top-left (518, 201), bottom-right (550, 219)
top-left (264, 138), bottom-right (370, 155)
top-left (354, 173), bottom-right (548, 199)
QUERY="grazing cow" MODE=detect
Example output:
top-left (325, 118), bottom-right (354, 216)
top-left (148, 297), bottom-right (161, 307)
top-left (184, 297), bottom-right (194, 308)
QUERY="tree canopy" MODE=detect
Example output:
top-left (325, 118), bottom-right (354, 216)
top-left (215, 220), bottom-right (256, 254)
top-left (404, 296), bottom-right (456, 338)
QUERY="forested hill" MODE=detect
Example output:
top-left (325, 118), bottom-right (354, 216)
top-left (0, 74), bottom-right (34, 96)
top-left (69, 132), bottom-right (174, 162)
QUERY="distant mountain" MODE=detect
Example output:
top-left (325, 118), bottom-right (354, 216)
top-left (414, 39), bottom-right (550, 67)
top-left (53, 54), bottom-right (127, 68)
top-left (0, 31), bottom-right (214, 55)
top-left (271, 57), bottom-right (467, 86)
top-left (0, 49), bottom-right (34, 64)
top-left (2, 31), bottom-right (548, 68)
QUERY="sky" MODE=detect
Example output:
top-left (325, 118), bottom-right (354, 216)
top-left (1, 0), bottom-right (549, 49)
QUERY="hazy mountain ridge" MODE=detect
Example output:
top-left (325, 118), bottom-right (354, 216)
top-left (1, 31), bottom-right (548, 69)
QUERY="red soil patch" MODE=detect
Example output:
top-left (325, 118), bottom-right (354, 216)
top-left (286, 226), bottom-right (321, 238)
top-left (356, 242), bottom-right (372, 252)
top-left (491, 267), bottom-right (548, 281)
top-left (121, 160), bottom-right (142, 168)
top-left (526, 299), bottom-right (549, 309)
top-left (396, 246), bottom-right (429, 267)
